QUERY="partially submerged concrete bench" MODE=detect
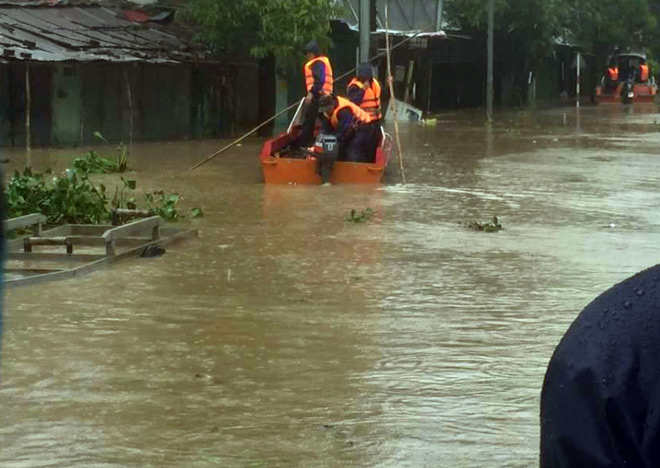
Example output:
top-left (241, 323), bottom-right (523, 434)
top-left (102, 216), bottom-right (161, 256)
top-left (4, 213), bottom-right (47, 236)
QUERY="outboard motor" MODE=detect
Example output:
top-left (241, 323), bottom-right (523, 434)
top-left (621, 75), bottom-right (635, 104)
top-left (313, 133), bottom-right (339, 183)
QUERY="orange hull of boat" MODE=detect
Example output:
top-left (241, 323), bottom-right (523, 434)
top-left (596, 83), bottom-right (657, 104)
top-left (260, 126), bottom-right (391, 185)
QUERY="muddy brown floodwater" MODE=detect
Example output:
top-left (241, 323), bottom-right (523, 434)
top-left (2, 104), bottom-right (660, 467)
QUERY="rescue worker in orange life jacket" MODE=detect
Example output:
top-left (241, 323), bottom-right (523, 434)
top-left (605, 60), bottom-right (619, 93)
top-left (347, 63), bottom-right (383, 124)
top-left (297, 41), bottom-right (334, 149)
top-left (639, 59), bottom-right (649, 83)
top-left (318, 94), bottom-right (374, 163)
top-left (347, 63), bottom-right (383, 159)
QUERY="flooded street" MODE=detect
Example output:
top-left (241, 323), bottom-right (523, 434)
top-left (2, 104), bottom-right (660, 467)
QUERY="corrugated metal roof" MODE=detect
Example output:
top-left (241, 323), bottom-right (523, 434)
top-left (0, 4), bottom-right (208, 63)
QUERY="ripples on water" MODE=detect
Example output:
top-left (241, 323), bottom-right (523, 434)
top-left (2, 105), bottom-right (660, 467)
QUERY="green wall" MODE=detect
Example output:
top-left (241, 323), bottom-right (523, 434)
top-left (51, 64), bottom-right (81, 146)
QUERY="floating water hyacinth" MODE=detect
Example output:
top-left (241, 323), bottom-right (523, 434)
top-left (346, 208), bottom-right (374, 223)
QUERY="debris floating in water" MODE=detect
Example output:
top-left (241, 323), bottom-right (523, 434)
top-left (459, 215), bottom-right (503, 232)
top-left (346, 208), bottom-right (374, 223)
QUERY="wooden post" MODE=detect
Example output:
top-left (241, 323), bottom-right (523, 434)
top-left (25, 63), bottom-right (31, 153)
top-left (576, 50), bottom-right (581, 108)
top-left (123, 68), bottom-right (134, 149)
top-left (403, 59), bottom-right (415, 104)
top-left (426, 55), bottom-right (433, 112)
top-left (487, 0), bottom-right (494, 121)
top-left (385, 1), bottom-right (406, 185)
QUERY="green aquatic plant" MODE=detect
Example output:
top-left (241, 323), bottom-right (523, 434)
top-left (73, 151), bottom-right (118, 174)
top-left (5, 167), bottom-right (109, 224)
top-left (115, 140), bottom-right (129, 173)
top-left (6, 162), bottom-right (200, 226)
top-left (73, 132), bottom-right (130, 174)
top-left (346, 208), bottom-right (374, 223)
top-left (111, 177), bottom-right (138, 211)
top-left (145, 190), bottom-right (181, 221)
top-left (114, 181), bottom-right (202, 222)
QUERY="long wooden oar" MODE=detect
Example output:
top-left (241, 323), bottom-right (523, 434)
top-left (384, 2), bottom-right (406, 185)
top-left (190, 24), bottom-right (435, 170)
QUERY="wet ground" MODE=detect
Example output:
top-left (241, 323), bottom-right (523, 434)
top-left (1, 104), bottom-right (660, 467)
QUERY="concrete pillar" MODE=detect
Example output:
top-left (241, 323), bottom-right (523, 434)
top-left (359, 0), bottom-right (370, 63)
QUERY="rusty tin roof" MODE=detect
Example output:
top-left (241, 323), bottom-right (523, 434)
top-left (0, 4), bottom-right (208, 63)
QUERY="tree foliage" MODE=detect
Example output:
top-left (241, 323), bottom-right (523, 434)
top-left (562, 0), bottom-right (657, 58)
top-left (179, 0), bottom-right (342, 60)
top-left (445, 0), bottom-right (658, 59)
top-left (445, 0), bottom-right (563, 56)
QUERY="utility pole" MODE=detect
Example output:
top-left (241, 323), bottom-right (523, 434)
top-left (576, 50), bottom-right (581, 108)
top-left (487, 0), bottom-right (494, 121)
top-left (359, 0), bottom-right (370, 63)
top-left (435, 0), bottom-right (443, 31)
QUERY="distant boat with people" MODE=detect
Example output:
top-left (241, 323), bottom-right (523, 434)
top-left (595, 51), bottom-right (657, 104)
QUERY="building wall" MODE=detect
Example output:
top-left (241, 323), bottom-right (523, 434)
top-left (0, 61), bottom-right (259, 147)
top-left (141, 65), bottom-right (192, 140)
top-left (235, 63), bottom-right (259, 128)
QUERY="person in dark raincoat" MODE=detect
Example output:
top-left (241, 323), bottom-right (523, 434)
top-left (540, 264), bottom-right (660, 467)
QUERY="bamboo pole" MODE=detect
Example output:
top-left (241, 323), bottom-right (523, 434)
top-left (190, 105), bottom-right (294, 170)
top-left (190, 24), bottom-right (435, 171)
top-left (385, 2), bottom-right (406, 185)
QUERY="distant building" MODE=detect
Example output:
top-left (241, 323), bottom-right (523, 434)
top-left (335, 1), bottom-right (588, 110)
top-left (0, 3), bottom-right (259, 147)
top-left (333, 0), bottom-right (477, 113)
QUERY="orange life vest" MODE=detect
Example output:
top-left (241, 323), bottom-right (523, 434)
top-left (607, 66), bottom-right (619, 81)
top-left (347, 78), bottom-right (382, 120)
top-left (329, 96), bottom-right (373, 129)
top-left (640, 64), bottom-right (649, 82)
top-left (304, 56), bottom-right (333, 95)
